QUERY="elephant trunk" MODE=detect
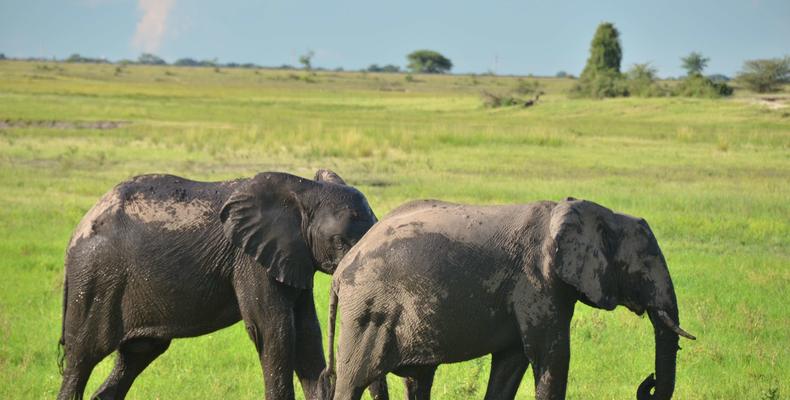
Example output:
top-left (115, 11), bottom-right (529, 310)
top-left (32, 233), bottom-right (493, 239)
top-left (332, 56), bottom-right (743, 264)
top-left (637, 307), bottom-right (680, 400)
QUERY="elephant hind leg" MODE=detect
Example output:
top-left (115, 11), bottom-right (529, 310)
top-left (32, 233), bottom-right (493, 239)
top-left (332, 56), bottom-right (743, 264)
top-left (91, 338), bottom-right (171, 400)
top-left (57, 345), bottom-right (107, 400)
top-left (483, 348), bottom-right (528, 400)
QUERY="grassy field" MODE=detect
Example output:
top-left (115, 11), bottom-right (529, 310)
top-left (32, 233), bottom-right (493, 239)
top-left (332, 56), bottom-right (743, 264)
top-left (0, 60), bottom-right (788, 399)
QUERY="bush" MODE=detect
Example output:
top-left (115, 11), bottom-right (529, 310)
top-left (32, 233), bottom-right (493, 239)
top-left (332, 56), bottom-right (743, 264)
top-left (571, 69), bottom-right (628, 98)
top-left (626, 63), bottom-right (666, 97)
top-left (407, 50), bottom-right (452, 74)
top-left (736, 57), bottom-right (790, 93)
top-left (673, 74), bottom-right (733, 98)
top-left (482, 80), bottom-right (544, 108)
top-left (367, 64), bottom-right (401, 73)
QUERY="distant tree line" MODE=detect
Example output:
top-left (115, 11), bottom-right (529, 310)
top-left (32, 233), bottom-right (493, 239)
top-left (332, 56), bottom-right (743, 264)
top-left (2, 41), bottom-right (785, 95)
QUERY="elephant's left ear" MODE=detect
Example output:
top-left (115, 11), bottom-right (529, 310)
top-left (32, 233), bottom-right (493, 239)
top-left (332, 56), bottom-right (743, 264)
top-left (548, 199), bottom-right (619, 310)
top-left (220, 173), bottom-right (315, 289)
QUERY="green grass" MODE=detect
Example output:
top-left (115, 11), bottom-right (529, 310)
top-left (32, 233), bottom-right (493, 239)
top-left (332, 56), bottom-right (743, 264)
top-left (0, 60), bottom-right (788, 399)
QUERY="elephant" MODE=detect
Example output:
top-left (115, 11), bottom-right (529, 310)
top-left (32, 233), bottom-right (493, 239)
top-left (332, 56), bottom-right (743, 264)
top-left (57, 169), bottom-right (387, 400)
top-left (319, 198), bottom-right (696, 400)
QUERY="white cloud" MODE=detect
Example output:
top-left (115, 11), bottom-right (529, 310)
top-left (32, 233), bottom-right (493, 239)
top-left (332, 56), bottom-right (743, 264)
top-left (132, 0), bottom-right (176, 53)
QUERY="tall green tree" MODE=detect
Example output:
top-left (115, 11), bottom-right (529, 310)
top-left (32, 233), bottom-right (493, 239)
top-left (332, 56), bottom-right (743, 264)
top-left (572, 22), bottom-right (627, 98)
top-left (406, 50), bottom-right (452, 74)
top-left (580, 22), bottom-right (622, 78)
top-left (681, 52), bottom-right (709, 76)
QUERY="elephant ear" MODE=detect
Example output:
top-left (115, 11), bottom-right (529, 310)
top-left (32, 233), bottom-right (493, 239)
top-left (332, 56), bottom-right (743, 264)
top-left (548, 199), bottom-right (619, 310)
top-left (220, 173), bottom-right (315, 289)
top-left (314, 169), bottom-right (347, 185)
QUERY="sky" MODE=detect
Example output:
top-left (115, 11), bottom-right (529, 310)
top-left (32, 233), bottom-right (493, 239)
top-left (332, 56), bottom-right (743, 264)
top-left (1, 0), bottom-right (788, 77)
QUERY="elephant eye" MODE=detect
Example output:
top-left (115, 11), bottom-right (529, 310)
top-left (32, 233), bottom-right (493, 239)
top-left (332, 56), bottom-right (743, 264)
top-left (332, 235), bottom-right (345, 250)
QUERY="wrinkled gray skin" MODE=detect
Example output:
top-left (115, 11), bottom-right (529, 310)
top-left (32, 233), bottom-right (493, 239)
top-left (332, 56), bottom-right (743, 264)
top-left (321, 198), bottom-right (695, 400)
top-left (57, 169), bottom-right (385, 400)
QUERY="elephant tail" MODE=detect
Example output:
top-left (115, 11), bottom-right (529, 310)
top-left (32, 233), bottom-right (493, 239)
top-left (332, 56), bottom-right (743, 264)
top-left (57, 271), bottom-right (68, 375)
top-left (318, 281), bottom-right (339, 399)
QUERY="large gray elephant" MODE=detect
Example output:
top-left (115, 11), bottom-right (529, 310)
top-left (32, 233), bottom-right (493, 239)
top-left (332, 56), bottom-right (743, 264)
top-left (320, 198), bottom-right (696, 400)
top-left (57, 169), bottom-right (384, 400)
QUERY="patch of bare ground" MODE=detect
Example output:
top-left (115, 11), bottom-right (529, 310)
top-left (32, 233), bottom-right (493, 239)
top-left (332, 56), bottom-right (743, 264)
top-left (749, 96), bottom-right (789, 110)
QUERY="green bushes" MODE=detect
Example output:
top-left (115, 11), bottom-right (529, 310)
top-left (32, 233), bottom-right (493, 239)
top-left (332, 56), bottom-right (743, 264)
top-left (674, 74), bottom-right (733, 98)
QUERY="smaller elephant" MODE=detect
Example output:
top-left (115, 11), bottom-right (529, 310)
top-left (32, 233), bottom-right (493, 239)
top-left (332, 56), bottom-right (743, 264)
top-left (320, 198), bottom-right (695, 400)
top-left (57, 169), bottom-right (387, 400)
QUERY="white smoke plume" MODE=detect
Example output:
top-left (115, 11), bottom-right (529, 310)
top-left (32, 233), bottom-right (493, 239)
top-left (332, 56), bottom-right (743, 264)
top-left (132, 0), bottom-right (176, 53)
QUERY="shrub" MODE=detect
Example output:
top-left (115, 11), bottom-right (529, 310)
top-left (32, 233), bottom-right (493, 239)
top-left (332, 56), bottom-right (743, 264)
top-left (626, 63), bottom-right (666, 97)
top-left (367, 64), bottom-right (401, 73)
top-left (571, 69), bottom-right (628, 98)
top-left (673, 74), bottom-right (733, 98)
top-left (736, 57), bottom-right (790, 93)
top-left (482, 80), bottom-right (544, 108)
top-left (138, 53), bottom-right (166, 65)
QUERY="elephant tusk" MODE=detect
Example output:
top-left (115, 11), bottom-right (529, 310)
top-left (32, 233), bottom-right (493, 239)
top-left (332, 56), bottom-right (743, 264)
top-left (657, 310), bottom-right (697, 340)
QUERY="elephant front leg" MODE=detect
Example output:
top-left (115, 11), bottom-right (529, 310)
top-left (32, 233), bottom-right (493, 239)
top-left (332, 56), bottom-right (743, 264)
top-left (236, 269), bottom-right (302, 400)
top-left (243, 305), bottom-right (297, 400)
top-left (528, 327), bottom-right (570, 400)
top-left (293, 289), bottom-right (326, 400)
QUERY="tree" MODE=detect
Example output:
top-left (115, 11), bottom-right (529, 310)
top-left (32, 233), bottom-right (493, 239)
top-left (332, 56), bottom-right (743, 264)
top-left (0, 53), bottom-right (6, 60)
top-left (736, 57), bottom-right (790, 93)
top-left (299, 50), bottom-right (314, 70)
top-left (367, 64), bottom-right (400, 73)
top-left (581, 22), bottom-right (622, 77)
top-left (681, 52), bottom-right (709, 76)
top-left (572, 22), bottom-right (627, 98)
top-left (174, 58), bottom-right (199, 67)
top-left (406, 50), bottom-right (452, 74)
top-left (138, 53), bottom-right (166, 65)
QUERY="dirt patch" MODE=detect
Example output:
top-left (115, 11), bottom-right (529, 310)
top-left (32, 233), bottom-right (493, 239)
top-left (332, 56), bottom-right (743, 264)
top-left (0, 119), bottom-right (130, 129)
top-left (750, 97), bottom-right (789, 110)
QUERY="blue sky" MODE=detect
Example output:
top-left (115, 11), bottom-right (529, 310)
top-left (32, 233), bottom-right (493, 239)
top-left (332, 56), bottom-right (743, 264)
top-left (1, 0), bottom-right (788, 77)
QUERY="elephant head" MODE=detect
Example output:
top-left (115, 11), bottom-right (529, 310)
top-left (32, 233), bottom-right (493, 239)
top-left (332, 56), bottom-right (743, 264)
top-left (548, 198), bottom-right (695, 400)
top-left (220, 170), bottom-right (376, 288)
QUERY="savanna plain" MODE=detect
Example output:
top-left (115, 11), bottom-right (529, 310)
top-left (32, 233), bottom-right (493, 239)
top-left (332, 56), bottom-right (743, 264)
top-left (0, 61), bottom-right (788, 399)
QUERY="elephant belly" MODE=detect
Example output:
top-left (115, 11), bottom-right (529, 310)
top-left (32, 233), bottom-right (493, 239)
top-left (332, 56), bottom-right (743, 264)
top-left (407, 302), bottom-right (519, 364)
top-left (388, 278), bottom-right (520, 366)
top-left (120, 271), bottom-right (242, 339)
